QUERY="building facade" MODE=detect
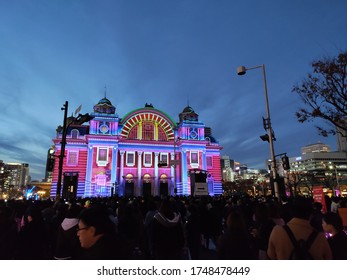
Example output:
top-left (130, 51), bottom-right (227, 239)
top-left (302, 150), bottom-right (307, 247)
top-left (287, 143), bottom-right (347, 196)
top-left (0, 161), bottom-right (30, 199)
top-left (50, 98), bottom-right (223, 199)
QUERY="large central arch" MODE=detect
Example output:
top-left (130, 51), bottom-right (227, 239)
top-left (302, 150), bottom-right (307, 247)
top-left (120, 108), bottom-right (176, 140)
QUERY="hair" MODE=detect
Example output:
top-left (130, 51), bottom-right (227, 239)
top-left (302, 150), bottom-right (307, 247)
top-left (158, 198), bottom-right (175, 220)
top-left (292, 197), bottom-right (313, 220)
top-left (78, 205), bottom-right (115, 235)
top-left (226, 210), bottom-right (246, 231)
top-left (267, 201), bottom-right (282, 219)
top-left (25, 203), bottom-right (43, 221)
top-left (323, 212), bottom-right (344, 232)
top-left (313, 202), bottom-right (323, 211)
top-left (66, 202), bottom-right (83, 218)
top-left (254, 203), bottom-right (269, 223)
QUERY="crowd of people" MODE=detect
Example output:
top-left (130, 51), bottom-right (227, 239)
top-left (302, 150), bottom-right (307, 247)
top-left (0, 194), bottom-right (346, 260)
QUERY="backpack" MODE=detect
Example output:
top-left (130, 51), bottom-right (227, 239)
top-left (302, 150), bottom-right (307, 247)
top-left (283, 225), bottom-right (318, 260)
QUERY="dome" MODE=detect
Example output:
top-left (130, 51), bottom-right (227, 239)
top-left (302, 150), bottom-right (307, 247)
top-left (182, 106), bottom-right (194, 113)
top-left (93, 97), bottom-right (116, 114)
top-left (179, 105), bottom-right (198, 122)
top-left (98, 97), bottom-right (112, 105)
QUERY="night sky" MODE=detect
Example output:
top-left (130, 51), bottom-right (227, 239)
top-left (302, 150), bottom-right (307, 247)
top-left (0, 0), bottom-right (346, 180)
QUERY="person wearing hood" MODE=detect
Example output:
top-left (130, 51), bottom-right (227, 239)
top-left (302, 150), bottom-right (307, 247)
top-left (54, 203), bottom-right (83, 259)
top-left (77, 204), bottom-right (131, 260)
top-left (151, 198), bottom-right (185, 259)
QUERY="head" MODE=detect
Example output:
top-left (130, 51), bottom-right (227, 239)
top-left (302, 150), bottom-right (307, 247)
top-left (322, 212), bottom-right (344, 235)
top-left (226, 210), bottom-right (246, 231)
top-left (25, 204), bottom-right (43, 223)
top-left (77, 205), bottom-right (115, 249)
top-left (313, 202), bottom-right (323, 212)
top-left (158, 198), bottom-right (175, 220)
top-left (292, 197), bottom-right (313, 220)
top-left (66, 202), bottom-right (83, 219)
top-left (253, 203), bottom-right (269, 223)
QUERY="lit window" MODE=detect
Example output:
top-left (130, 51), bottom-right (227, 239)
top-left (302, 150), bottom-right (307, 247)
top-left (128, 126), bottom-right (138, 139)
top-left (207, 156), bottom-right (213, 168)
top-left (158, 127), bottom-right (167, 141)
top-left (144, 152), bottom-right (152, 167)
top-left (143, 122), bottom-right (154, 140)
top-left (97, 147), bottom-right (109, 166)
top-left (71, 129), bottom-right (79, 139)
top-left (160, 153), bottom-right (168, 165)
top-left (67, 151), bottom-right (78, 166)
top-left (190, 151), bottom-right (199, 168)
top-left (126, 152), bottom-right (135, 166)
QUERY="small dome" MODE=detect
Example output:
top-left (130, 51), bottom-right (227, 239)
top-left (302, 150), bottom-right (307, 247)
top-left (98, 97), bottom-right (112, 105)
top-left (182, 106), bottom-right (194, 113)
top-left (179, 105), bottom-right (199, 122)
top-left (93, 97), bottom-right (116, 114)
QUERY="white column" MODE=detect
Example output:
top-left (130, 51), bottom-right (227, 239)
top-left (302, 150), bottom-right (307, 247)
top-left (85, 145), bottom-right (94, 197)
top-left (111, 146), bottom-right (118, 196)
top-left (137, 151), bottom-right (143, 196)
top-left (119, 150), bottom-right (125, 196)
top-left (170, 152), bottom-right (175, 195)
top-left (154, 152), bottom-right (159, 196)
top-left (181, 149), bottom-right (188, 195)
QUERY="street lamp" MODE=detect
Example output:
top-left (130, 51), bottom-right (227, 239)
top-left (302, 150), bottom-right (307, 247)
top-left (329, 163), bottom-right (340, 196)
top-left (237, 64), bottom-right (280, 201)
top-left (56, 101), bottom-right (69, 199)
top-left (56, 101), bottom-right (93, 200)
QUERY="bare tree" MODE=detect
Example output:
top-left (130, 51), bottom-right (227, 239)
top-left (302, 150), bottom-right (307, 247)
top-left (292, 51), bottom-right (347, 137)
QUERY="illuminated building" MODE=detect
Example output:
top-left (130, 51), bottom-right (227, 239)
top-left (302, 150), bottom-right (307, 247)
top-left (50, 98), bottom-right (222, 199)
top-left (0, 162), bottom-right (29, 197)
top-left (301, 142), bottom-right (331, 154)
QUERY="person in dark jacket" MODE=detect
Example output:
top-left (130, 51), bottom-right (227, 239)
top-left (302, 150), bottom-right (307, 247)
top-left (322, 211), bottom-right (347, 260)
top-left (77, 205), bottom-right (130, 260)
top-left (218, 210), bottom-right (255, 260)
top-left (0, 205), bottom-right (19, 259)
top-left (151, 198), bottom-right (185, 259)
top-left (16, 203), bottom-right (49, 259)
top-left (185, 202), bottom-right (203, 260)
top-left (54, 203), bottom-right (83, 259)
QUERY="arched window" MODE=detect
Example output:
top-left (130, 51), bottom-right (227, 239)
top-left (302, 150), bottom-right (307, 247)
top-left (126, 173), bottom-right (134, 183)
top-left (128, 126), bottom-right (138, 139)
top-left (143, 174), bottom-right (151, 183)
top-left (158, 126), bottom-right (167, 141)
top-left (143, 121), bottom-right (154, 140)
top-left (160, 174), bottom-right (168, 183)
top-left (71, 129), bottom-right (79, 139)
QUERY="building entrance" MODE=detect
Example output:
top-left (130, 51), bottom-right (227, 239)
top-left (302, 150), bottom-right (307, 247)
top-left (143, 182), bottom-right (152, 198)
top-left (63, 172), bottom-right (78, 200)
top-left (125, 182), bottom-right (134, 196)
top-left (159, 182), bottom-right (168, 197)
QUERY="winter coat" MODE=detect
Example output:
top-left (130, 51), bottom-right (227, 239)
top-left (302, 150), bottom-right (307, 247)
top-left (151, 212), bottom-right (185, 259)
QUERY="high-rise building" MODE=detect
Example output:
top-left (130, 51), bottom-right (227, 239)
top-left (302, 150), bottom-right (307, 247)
top-left (221, 155), bottom-right (233, 182)
top-left (301, 142), bottom-right (331, 154)
top-left (0, 160), bottom-right (5, 193)
top-left (45, 147), bottom-right (55, 182)
top-left (50, 98), bottom-right (223, 199)
top-left (1, 162), bottom-right (29, 196)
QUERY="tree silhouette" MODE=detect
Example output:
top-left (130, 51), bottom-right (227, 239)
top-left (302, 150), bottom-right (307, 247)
top-left (293, 51), bottom-right (347, 137)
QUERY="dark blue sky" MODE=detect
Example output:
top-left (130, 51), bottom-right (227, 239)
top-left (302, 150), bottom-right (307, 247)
top-left (1, 0), bottom-right (346, 180)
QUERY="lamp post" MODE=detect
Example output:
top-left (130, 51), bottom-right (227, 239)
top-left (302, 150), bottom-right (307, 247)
top-left (335, 167), bottom-right (340, 196)
top-left (56, 101), bottom-right (93, 200)
top-left (329, 163), bottom-right (339, 197)
top-left (237, 64), bottom-right (280, 201)
top-left (56, 101), bottom-right (69, 199)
